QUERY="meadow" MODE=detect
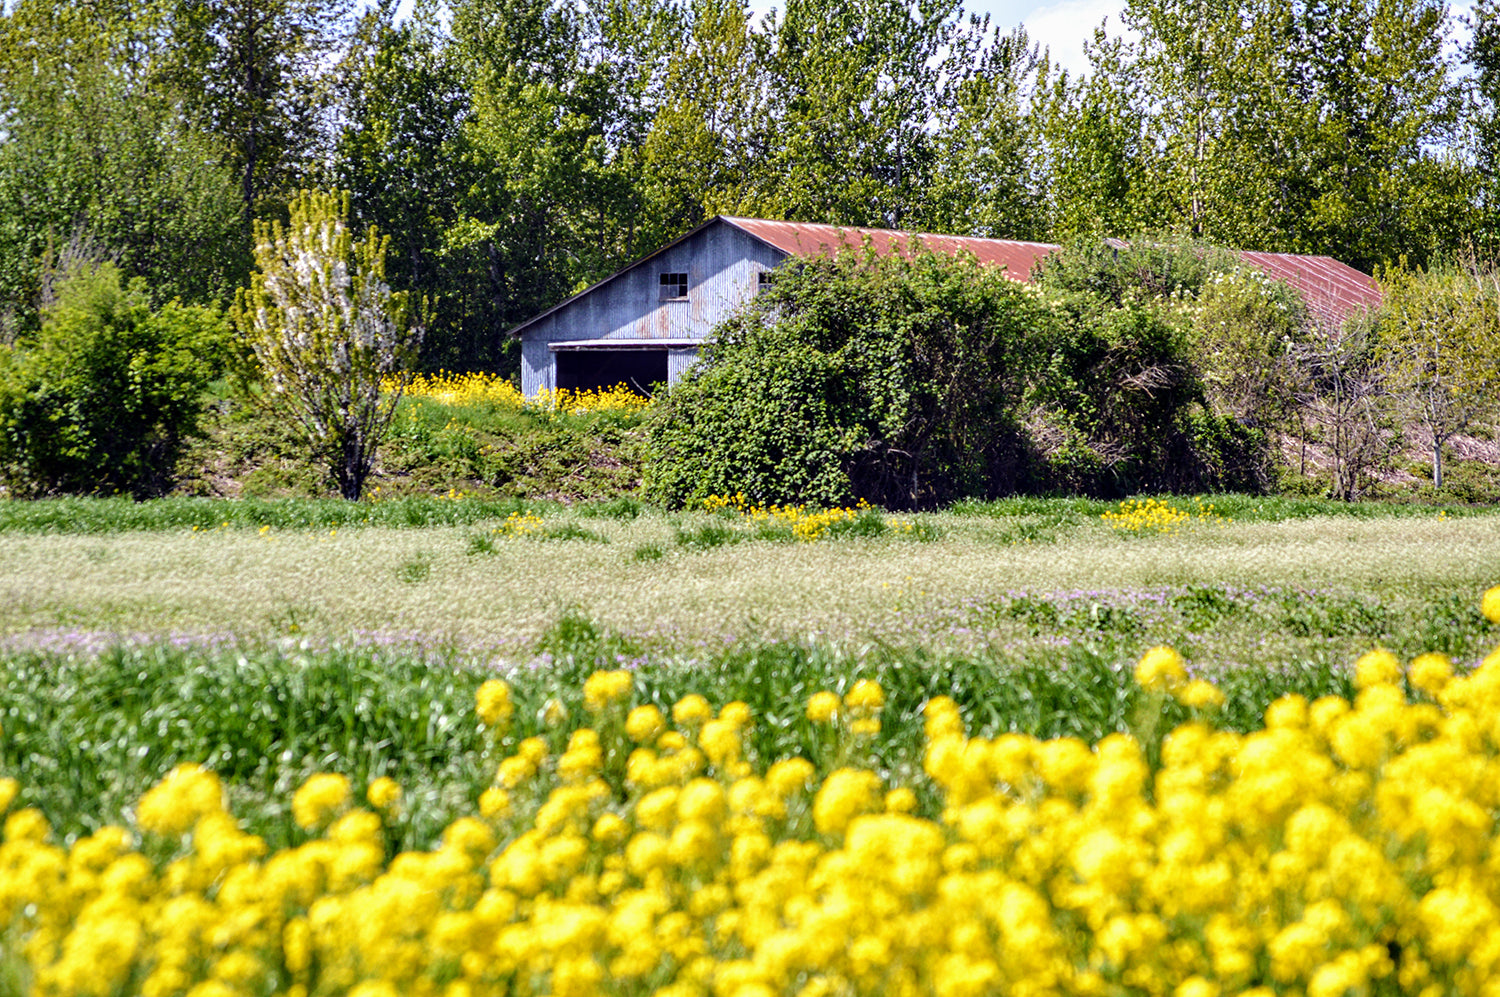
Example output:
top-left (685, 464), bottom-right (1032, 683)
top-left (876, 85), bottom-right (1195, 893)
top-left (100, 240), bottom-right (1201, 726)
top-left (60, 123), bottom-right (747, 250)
top-left (1, 495), bottom-right (1496, 660)
top-left (2, 491), bottom-right (1500, 996)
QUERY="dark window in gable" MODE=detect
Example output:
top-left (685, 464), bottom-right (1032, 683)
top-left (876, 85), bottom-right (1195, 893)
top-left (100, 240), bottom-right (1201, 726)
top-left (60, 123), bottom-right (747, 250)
top-left (756, 270), bottom-right (774, 293)
top-left (659, 272), bottom-right (688, 300)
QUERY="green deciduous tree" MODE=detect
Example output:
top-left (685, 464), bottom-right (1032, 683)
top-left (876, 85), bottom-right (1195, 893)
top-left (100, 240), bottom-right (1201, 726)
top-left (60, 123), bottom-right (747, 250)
top-left (740, 0), bottom-right (986, 229)
top-left (159, 0), bottom-right (356, 223)
top-left (1296, 316), bottom-right (1393, 500)
top-left (1038, 30), bottom-right (1162, 241)
top-left (1467, 0), bottom-right (1500, 248)
top-left (920, 26), bottom-right (1050, 241)
top-left (1061, 0), bottom-right (1468, 269)
top-left (0, 262), bottom-right (230, 497)
top-left (232, 191), bottom-right (426, 499)
top-left (334, 4), bottom-right (487, 370)
top-left (638, 0), bottom-right (770, 246)
top-left (0, 1), bottom-right (242, 333)
top-left (1378, 255), bottom-right (1500, 489)
top-left (446, 0), bottom-right (682, 345)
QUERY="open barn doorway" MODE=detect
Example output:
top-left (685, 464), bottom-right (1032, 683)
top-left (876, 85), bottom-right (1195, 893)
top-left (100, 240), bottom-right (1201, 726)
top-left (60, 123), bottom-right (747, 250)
top-left (555, 349), bottom-right (668, 394)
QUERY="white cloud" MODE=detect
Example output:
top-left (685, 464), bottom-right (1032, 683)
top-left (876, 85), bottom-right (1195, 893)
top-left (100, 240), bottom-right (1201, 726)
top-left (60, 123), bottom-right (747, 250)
top-left (1005, 0), bottom-right (1125, 76)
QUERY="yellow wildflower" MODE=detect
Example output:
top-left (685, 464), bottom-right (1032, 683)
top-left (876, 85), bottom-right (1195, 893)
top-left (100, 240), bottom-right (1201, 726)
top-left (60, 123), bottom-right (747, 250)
top-left (583, 670), bottom-right (633, 713)
top-left (626, 705), bottom-right (666, 743)
top-left (1409, 652), bottom-right (1453, 696)
top-left (475, 679), bottom-right (514, 728)
top-left (805, 691), bottom-right (840, 724)
top-left (672, 694), bottom-right (712, 726)
top-left (136, 764), bottom-right (224, 837)
top-left (844, 679), bottom-right (885, 713)
top-left (292, 773), bottom-right (350, 831)
top-left (1135, 646), bottom-right (1187, 692)
top-left (1481, 583), bottom-right (1500, 624)
top-left (366, 777), bottom-right (401, 812)
top-left (1176, 679), bottom-right (1225, 709)
top-left (1354, 647), bottom-right (1402, 689)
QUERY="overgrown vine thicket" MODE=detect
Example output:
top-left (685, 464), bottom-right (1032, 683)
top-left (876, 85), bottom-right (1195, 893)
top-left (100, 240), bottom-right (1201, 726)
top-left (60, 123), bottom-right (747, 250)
top-left (646, 243), bottom-right (1290, 509)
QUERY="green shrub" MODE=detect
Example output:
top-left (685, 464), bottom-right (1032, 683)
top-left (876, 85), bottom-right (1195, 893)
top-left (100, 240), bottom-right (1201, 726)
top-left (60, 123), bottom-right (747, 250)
top-left (646, 247), bottom-right (1049, 509)
top-left (0, 263), bottom-right (229, 497)
top-left (1033, 237), bottom-right (1235, 305)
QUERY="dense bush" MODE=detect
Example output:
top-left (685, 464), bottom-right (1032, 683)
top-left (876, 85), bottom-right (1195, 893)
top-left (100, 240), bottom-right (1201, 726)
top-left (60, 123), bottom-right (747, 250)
top-left (1029, 236), bottom-right (1236, 304)
top-left (646, 241), bottom-right (1280, 506)
top-left (1028, 243), bottom-right (1280, 495)
top-left (646, 247), bottom-right (1049, 509)
top-left (0, 263), bottom-right (229, 498)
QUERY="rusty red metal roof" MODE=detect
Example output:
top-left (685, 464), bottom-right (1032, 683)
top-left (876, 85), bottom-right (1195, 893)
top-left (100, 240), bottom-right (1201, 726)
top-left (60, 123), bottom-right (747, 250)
top-left (508, 216), bottom-right (1383, 338)
top-left (723, 217), bottom-right (1382, 329)
top-left (723, 216), bottom-right (1058, 280)
top-left (1234, 250), bottom-right (1383, 330)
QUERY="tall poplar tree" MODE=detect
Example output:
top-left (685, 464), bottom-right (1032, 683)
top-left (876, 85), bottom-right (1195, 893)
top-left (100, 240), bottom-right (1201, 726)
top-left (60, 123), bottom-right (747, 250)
top-left (0, 0), bottom-right (240, 334)
top-left (159, 0), bottom-right (356, 223)
top-left (742, 0), bottom-right (981, 229)
top-left (334, 2), bottom-right (483, 369)
top-left (1065, 0), bottom-right (1467, 268)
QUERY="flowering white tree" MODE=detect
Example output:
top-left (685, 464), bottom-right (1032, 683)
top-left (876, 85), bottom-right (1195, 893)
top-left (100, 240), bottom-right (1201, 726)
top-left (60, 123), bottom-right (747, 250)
top-left (233, 190), bottom-right (425, 499)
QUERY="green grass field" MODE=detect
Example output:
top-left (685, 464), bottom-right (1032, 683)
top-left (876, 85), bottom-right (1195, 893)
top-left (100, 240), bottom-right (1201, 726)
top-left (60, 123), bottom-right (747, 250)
top-left (3, 496), bottom-right (1495, 663)
top-left (3, 493), bottom-right (1500, 997)
top-left (3, 491), bottom-right (1497, 842)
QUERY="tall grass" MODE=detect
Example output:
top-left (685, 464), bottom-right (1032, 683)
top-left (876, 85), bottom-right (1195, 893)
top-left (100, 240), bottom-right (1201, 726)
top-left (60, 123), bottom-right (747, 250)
top-left (3, 506), bottom-right (1496, 654)
top-left (2, 492), bottom-right (1490, 536)
top-left (0, 616), bottom-right (1371, 850)
top-left (0, 495), bottom-right (550, 534)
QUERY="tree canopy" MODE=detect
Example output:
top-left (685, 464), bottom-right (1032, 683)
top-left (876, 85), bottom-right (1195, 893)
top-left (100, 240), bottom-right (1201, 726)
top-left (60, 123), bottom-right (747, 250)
top-left (0, 0), bottom-right (1493, 372)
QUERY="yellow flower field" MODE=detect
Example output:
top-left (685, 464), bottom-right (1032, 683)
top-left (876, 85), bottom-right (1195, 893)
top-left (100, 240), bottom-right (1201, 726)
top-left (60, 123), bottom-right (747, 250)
top-left (5, 595), bottom-right (1500, 996)
top-left (395, 372), bottom-right (652, 416)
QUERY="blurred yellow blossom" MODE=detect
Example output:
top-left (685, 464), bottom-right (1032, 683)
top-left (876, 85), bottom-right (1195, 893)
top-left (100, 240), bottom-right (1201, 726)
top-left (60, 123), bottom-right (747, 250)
top-left (366, 776), bottom-right (401, 812)
top-left (1176, 679), bottom-right (1226, 709)
top-left (136, 764), bottom-right (224, 837)
top-left (582, 670), bottom-right (632, 713)
top-left (1354, 647), bottom-right (1403, 689)
top-left (1481, 584), bottom-right (1500, 624)
top-left (291, 773), bottom-right (350, 830)
top-left (1135, 645), bottom-right (1187, 692)
top-left (805, 691), bottom-right (840, 724)
top-left (475, 679), bottom-right (514, 728)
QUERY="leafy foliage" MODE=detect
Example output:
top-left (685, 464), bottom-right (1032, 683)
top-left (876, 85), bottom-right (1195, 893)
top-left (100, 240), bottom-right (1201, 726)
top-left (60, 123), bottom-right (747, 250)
top-left (1378, 255), bottom-right (1500, 490)
top-left (0, 2), bottom-right (242, 335)
top-left (647, 248), bottom-right (1047, 508)
top-left (0, 263), bottom-right (229, 497)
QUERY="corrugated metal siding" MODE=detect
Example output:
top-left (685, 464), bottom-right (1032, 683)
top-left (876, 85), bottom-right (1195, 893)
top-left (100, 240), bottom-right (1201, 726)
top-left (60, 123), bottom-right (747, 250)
top-left (519, 224), bottom-right (784, 394)
top-left (667, 347), bottom-right (700, 383)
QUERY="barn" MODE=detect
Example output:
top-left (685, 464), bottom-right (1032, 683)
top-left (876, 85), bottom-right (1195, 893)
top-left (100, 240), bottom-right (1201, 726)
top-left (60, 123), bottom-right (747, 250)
top-left (508, 216), bottom-right (1383, 397)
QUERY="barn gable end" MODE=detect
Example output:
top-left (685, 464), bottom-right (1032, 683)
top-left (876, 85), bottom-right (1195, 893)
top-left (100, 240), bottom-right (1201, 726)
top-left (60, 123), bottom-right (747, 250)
top-left (512, 218), bottom-right (786, 396)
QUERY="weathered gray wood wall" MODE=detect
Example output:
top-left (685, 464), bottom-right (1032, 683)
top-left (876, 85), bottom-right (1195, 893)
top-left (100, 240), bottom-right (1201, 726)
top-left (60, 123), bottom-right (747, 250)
top-left (518, 221), bottom-right (787, 395)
